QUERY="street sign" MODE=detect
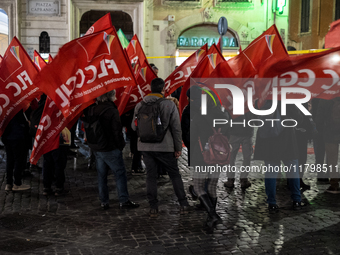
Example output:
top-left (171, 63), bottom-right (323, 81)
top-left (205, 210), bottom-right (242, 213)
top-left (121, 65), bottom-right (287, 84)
top-left (218, 17), bottom-right (228, 36)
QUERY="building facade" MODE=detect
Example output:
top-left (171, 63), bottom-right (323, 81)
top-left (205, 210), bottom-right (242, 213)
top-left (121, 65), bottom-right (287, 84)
top-left (289, 0), bottom-right (340, 50)
top-left (0, 0), bottom-right (291, 77)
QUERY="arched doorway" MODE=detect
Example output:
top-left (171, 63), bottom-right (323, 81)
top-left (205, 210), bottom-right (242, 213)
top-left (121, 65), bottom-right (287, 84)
top-left (0, 8), bottom-right (8, 56)
top-left (79, 10), bottom-right (133, 40)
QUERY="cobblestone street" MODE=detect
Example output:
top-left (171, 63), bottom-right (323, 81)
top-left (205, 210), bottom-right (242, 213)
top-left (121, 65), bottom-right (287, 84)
top-left (0, 141), bottom-right (339, 255)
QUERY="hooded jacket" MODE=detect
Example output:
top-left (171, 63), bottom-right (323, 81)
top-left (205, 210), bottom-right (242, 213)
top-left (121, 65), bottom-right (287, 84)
top-left (131, 93), bottom-right (182, 152)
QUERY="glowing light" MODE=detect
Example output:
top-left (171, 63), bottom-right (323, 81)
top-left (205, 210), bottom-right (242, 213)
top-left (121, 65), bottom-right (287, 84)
top-left (331, 54), bottom-right (340, 63)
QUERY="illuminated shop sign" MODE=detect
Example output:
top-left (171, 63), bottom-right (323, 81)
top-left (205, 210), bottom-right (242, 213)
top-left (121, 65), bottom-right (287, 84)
top-left (177, 37), bottom-right (238, 48)
top-left (177, 25), bottom-right (239, 49)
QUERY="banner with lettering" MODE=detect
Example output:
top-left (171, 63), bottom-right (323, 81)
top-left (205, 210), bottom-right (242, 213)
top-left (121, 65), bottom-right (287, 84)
top-left (178, 44), bottom-right (226, 114)
top-left (228, 25), bottom-right (288, 78)
top-left (30, 96), bottom-right (93, 164)
top-left (0, 37), bottom-right (40, 136)
top-left (33, 50), bottom-right (47, 71)
top-left (34, 27), bottom-right (137, 118)
top-left (164, 44), bottom-right (208, 97)
top-left (257, 46), bottom-right (340, 104)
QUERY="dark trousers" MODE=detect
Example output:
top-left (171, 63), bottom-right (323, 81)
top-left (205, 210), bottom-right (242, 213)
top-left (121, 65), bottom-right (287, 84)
top-left (43, 146), bottom-right (68, 189)
top-left (325, 143), bottom-right (339, 188)
top-left (4, 139), bottom-right (27, 186)
top-left (313, 134), bottom-right (327, 178)
top-left (142, 151), bottom-right (188, 209)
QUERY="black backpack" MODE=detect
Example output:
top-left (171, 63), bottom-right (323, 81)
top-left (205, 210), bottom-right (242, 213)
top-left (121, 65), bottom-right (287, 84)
top-left (136, 98), bottom-right (168, 143)
top-left (83, 106), bottom-right (110, 151)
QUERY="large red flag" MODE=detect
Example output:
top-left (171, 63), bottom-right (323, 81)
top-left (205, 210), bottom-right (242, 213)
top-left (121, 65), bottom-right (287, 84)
top-left (178, 44), bottom-right (226, 114)
top-left (0, 37), bottom-right (40, 136)
top-left (325, 20), bottom-right (340, 49)
top-left (30, 97), bottom-right (93, 164)
top-left (258, 46), bottom-right (340, 103)
top-left (164, 44), bottom-right (208, 97)
top-left (84, 13), bottom-right (113, 36)
top-left (34, 28), bottom-right (137, 118)
top-left (126, 35), bottom-right (148, 66)
top-left (33, 50), bottom-right (47, 71)
top-left (228, 25), bottom-right (288, 78)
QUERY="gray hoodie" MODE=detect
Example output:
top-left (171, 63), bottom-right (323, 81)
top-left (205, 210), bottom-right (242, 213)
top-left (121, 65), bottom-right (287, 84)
top-left (131, 93), bottom-right (182, 152)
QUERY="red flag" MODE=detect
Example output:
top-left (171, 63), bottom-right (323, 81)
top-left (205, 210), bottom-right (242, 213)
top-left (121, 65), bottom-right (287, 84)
top-left (0, 37), bottom-right (40, 136)
top-left (325, 20), bottom-right (340, 49)
top-left (34, 28), bottom-right (137, 118)
top-left (178, 44), bottom-right (226, 114)
top-left (164, 44), bottom-right (208, 97)
top-left (126, 35), bottom-right (148, 66)
top-left (30, 97), bottom-right (93, 164)
top-left (84, 13), bottom-right (113, 36)
top-left (48, 54), bottom-right (53, 63)
top-left (258, 46), bottom-right (340, 103)
top-left (228, 25), bottom-right (288, 78)
top-left (33, 50), bottom-right (47, 71)
top-left (0, 55), bottom-right (2, 64)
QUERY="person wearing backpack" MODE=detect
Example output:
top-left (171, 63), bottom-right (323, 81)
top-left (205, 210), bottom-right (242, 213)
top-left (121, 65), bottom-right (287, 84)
top-left (315, 98), bottom-right (340, 193)
top-left (254, 101), bottom-right (304, 212)
top-left (131, 78), bottom-right (191, 217)
top-left (83, 90), bottom-right (139, 210)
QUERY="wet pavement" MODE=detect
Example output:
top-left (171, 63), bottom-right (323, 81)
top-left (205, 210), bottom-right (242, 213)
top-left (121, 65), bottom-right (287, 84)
top-left (0, 140), bottom-right (339, 255)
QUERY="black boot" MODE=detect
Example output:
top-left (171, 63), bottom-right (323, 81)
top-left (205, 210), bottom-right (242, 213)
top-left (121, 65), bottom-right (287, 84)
top-left (199, 194), bottom-right (220, 228)
top-left (210, 197), bottom-right (222, 224)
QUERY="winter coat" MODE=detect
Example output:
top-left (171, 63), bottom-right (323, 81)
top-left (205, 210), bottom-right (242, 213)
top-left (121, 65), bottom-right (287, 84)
top-left (84, 101), bottom-right (125, 152)
top-left (131, 93), bottom-right (182, 152)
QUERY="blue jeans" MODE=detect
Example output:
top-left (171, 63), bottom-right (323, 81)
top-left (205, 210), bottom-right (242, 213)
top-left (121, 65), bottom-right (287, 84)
top-left (94, 149), bottom-right (129, 204)
top-left (264, 159), bottom-right (301, 205)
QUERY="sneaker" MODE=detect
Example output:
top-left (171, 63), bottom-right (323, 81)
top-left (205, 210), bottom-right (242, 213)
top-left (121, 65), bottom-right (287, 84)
top-left (43, 188), bottom-right (54, 196)
top-left (268, 204), bottom-right (279, 213)
top-left (5, 184), bottom-right (12, 191)
top-left (101, 203), bottom-right (110, 210)
top-left (12, 184), bottom-right (30, 191)
top-left (55, 188), bottom-right (68, 196)
top-left (325, 186), bottom-right (340, 194)
top-left (292, 201), bottom-right (306, 210)
top-left (149, 208), bottom-right (158, 217)
top-left (224, 179), bottom-right (235, 189)
top-left (119, 200), bottom-right (139, 209)
top-left (241, 180), bottom-right (251, 190)
top-left (132, 168), bottom-right (145, 175)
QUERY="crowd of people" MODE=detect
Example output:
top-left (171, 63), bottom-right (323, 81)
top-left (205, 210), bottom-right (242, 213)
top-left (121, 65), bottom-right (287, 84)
top-left (3, 76), bottom-right (340, 231)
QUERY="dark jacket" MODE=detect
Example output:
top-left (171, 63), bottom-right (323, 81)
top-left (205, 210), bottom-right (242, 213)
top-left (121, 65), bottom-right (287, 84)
top-left (254, 104), bottom-right (303, 161)
top-left (131, 93), bottom-right (182, 152)
top-left (84, 101), bottom-right (125, 152)
top-left (2, 110), bottom-right (30, 144)
top-left (315, 98), bottom-right (340, 144)
top-left (190, 105), bottom-right (228, 166)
